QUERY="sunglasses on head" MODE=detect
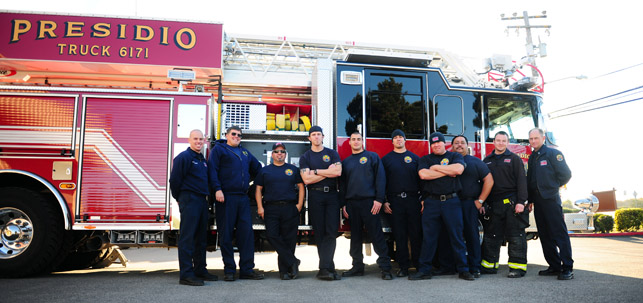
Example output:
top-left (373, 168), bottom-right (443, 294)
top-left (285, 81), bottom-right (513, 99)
top-left (272, 150), bottom-right (286, 154)
top-left (229, 132), bottom-right (242, 138)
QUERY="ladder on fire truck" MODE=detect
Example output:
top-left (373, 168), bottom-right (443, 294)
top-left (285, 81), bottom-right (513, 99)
top-left (221, 33), bottom-right (486, 88)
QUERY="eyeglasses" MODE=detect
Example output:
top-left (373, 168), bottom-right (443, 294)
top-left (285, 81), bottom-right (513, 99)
top-left (272, 150), bottom-right (286, 154)
top-left (229, 132), bottom-right (243, 138)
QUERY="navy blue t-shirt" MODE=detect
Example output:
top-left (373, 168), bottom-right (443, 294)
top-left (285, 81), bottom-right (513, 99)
top-left (458, 155), bottom-right (491, 200)
top-left (299, 147), bottom-right (341, 188)
top-left (418, 151), bottom-right (465, 195)
top-left (169, 147), bottom-right (209, 200)
top-left (382, 150), bottom-right (420, 196)
top-left (255, 163), bottom-right (303, 202)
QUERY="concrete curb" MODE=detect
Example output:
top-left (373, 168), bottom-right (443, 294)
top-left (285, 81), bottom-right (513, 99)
top-left (569, 231), bottom-right (643, 237)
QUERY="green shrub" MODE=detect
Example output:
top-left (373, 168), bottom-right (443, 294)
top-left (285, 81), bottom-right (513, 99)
top-left (562, 207), bottom-right (576, 214)
top-left (593, 214), bottom-right (614, 233)
top-left (614, 208), bottom-right (643, 232)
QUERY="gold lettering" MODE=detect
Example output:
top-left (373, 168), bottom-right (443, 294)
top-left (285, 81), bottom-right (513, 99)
top-left (10, 19), bottom-right (31, 43)
top-left (80, 44), bottom-right (88, 55)
top-left (37, 20), bottom-right (57, 39)
top-left (91, 23), bottom-right (110, 38)
top-left (118, 24), bottom-right (127, 39)
top-left (174, 28), bottom-right (196, 50)
top-left (102, 45), bottom-right (111, 56)
top-left (160, 26), bottom-right (169, 45)
top-left (57, 43), bottom-right (67, 54)
top-left (134, 25), bottom-right (154, 41)
top-left (69, 44), bottom-right (77, 55)
top-left (65, 21), bottom-right (84, 37)
top-left (91, 45), bottom-right (100, 56)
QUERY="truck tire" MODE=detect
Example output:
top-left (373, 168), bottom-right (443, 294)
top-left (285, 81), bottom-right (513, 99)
top-left (0, 187), bottom-right (67, 277)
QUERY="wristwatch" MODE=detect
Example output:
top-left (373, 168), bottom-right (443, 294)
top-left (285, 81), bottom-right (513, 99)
top-left (314, 169), bottom-right (318, 175)
top-left (477, 199), bottom-right (484, 204)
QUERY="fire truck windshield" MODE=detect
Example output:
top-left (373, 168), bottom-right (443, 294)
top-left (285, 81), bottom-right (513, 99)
top-left (486, 96), bottom-right (537, 143)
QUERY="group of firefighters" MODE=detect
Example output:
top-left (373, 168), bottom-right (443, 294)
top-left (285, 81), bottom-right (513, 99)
top-left (169, 124), bottom-right (573, 286)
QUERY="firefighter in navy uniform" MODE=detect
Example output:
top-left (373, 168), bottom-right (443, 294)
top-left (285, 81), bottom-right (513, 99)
top-left (255, 143), bottom-right (305, 280)
top-left (299, 126), bottom-right (342, 281)
top-left (381, 129), bottom-right (422, 277)
top-left (408, 132), bottom-right (475, 281)
top-left (169, 129), bottom-right (218, 286)
top-left (208, 126), bottom-right (264, 282)
top-left (480, 131), bottom-right (530, 278)
top-left (451, 135), bottom-right (494, 278)
top-left (527, 128), bottom-right (574, 280)
top-left (340, 132), bottom-right (393, 280)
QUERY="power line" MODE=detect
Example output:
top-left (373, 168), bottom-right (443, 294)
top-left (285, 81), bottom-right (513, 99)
top-left (550, 96), bottom-right (643, 119)
top-left (592, 62), bottom-right (643, 79)
top-left (548, 85), bottom-right (643, 114)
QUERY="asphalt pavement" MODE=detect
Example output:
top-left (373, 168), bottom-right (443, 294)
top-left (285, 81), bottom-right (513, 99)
top-left (2, 236), bottom-right (642, 303)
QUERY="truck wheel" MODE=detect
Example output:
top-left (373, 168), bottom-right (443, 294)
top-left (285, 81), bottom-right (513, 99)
top-left (0, 187), bottom-right (66, 277)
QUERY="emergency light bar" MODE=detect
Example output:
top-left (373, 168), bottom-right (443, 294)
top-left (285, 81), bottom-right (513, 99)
top-left (344, 49), bottom-right (432, 67)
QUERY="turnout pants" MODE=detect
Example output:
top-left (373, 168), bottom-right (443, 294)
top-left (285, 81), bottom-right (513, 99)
top-left (177, 191), bottom-right (209, 280)
top-left (480, 198), bottom-right (528, 273)
top-left (417, 197), bottom-right (469, 274)
top-left (215, 193), bottom-right (255, 275)
top-left (388, 194), bottom-right (422, 270)
top-left (264, 203), bottom-right (300, 275)
top-left (531, 191), bottom-right (574, 270)
top-left (307, 190), bottom-right (340, 271)
top-left (346, 199), bottom-right (392, 271)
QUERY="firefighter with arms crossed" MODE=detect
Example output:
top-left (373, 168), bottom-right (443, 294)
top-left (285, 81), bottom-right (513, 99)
top-left (299, 126), bottom-right (342, 281)
top-left (409, 132), bottom-right (475, 281)
top-left (340, 132), bottom-right (394, 280)
top-left (381, 129), bottom-right (422, 277)
top-left (255, 143), bottom-right (305, 280)
top-left (480, 131), bottom-right (529, 278)
top-left (169, 129), bottom-right (218, 286)
top-left (527, 128), bottom-right (574, 280)
top-left (208, 126), bottom-right (264, 281)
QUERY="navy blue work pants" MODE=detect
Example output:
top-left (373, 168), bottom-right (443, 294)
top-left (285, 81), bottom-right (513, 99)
top-left (346, 199), bottom-right (392, 271)
top-left (264, 203), bottom-right (300, 275)
top-left (436, 199), bottom-right (482, 272)
top-left (417, 197), bottom-right (469, 274)
top-left (531, 191), bottom-right (574, 270)
top-left (215, 193), bottom-right (255, 275)
top-left (177, 191), bottom-right (209, 279)
top-left (307, 190), bottom-right (339, 271)
top-left (388, 194), bottom-right (422, 270)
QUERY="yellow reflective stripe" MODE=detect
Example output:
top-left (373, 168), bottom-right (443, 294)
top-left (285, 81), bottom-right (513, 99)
top-left (508, 262), bottom-right (527, 271)
top-left (481, 260), bottom-right (498, 269)
top-left (503, 198), bottom-right (511, 204)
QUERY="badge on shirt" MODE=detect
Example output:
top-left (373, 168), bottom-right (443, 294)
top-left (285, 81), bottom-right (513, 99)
top-left (359, 157), bottom-right (368, 164)
top-left (440, 158), bottom-right (449, 165)
top-left (285, 169), bottom-right (293, 176)
top-left (192, 160), bottom-right (198, 165)
top-left (323, 155), bottom-right (331, 162)
top-left (204, 162), bottom-right (207, 168)
top-left (404, 156), bottom-right (412, 163)
top-left (540, 160), bottom-right (548, 166)
top-left (556, 154), bottom-right (564, 161)
top-left (243, 150), bottom-right (248, 156)
top-left (504, 159), bottom-right (511, 163)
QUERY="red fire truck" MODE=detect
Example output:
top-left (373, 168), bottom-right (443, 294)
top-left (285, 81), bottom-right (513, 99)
top-left (0, 11), bottom-right (596, 278)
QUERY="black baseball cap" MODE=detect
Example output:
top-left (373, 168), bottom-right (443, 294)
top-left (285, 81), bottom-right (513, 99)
top-left (429, 132), bottom-right (445, 144)
top-left (309, 125), bottom-right (323, 135)
top-left (272, 142), bottom-right (286, 150)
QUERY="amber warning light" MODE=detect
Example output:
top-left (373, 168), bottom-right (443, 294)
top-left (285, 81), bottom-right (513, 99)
top-left (59, 183), bottom-right (76, 190)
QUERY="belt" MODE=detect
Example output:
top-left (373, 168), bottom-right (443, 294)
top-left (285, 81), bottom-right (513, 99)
top-left (424, 193), bottom-right (458, 202)
top-left (391, 191), bottom-right (418, 199)
top-left (264, 200), bottom-right (296, 205)
top-left (308, 186), bottom-right (337, 192)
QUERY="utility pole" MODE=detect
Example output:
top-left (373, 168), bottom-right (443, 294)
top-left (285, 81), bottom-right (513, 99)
top-left (501, 11), bottom-right (551, 77)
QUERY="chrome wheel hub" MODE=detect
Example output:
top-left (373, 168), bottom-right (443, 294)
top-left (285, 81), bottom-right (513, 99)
top-left (0, 208), bottom-right (33, 259)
